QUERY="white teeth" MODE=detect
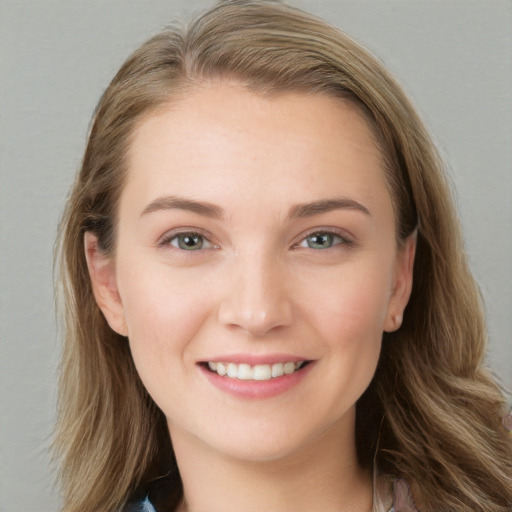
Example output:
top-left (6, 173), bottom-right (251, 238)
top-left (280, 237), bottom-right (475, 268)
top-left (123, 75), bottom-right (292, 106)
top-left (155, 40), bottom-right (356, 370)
top-left (271, 363), bottom-right (284, 378)
top-left (284, 362), bottom-right (295, 375)
top-left (206, 361), bottom-right (305, 381)
top-left (227, 363), bottom-right (238, 378)
top-left (237, 363), bottom-right (253, 380)
top-left (253, 364), bottom-right (271, 380)
top-left (217, 362), bottom-right (226, 376)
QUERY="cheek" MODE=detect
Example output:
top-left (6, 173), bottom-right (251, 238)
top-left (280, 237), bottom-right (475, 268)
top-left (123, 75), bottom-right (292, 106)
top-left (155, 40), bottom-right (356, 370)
top-left (116, 260), bottom-right (213, 382)
top-left (326, 285), bottom-right (387, 370)
top-left (296, 261), bottom-right (392, 393)
top-left (118, 255), bottom-right (207, 331)
top-left (328, 290), bottom-right (387, 405)
top-left (300, 261), bottom-right (392, 343)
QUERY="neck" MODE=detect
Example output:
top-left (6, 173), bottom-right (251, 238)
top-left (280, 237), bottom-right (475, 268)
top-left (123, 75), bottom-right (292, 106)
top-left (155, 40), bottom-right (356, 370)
top-left (170, 412), bottom-right (373, 512)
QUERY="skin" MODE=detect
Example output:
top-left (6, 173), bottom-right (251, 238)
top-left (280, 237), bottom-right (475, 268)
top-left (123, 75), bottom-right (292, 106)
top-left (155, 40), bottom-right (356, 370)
top-left (86, 83), bottom-right (415, 512)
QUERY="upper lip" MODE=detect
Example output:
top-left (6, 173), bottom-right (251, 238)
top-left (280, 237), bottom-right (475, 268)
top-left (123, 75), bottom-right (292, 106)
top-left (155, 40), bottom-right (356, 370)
top-left (198, 353), bottom-right (311, 365)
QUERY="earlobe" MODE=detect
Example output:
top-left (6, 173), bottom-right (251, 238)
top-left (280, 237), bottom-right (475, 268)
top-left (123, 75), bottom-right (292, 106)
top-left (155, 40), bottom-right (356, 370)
top-left (84, 231), bottom-right (128, 336)
top-left (384, 231), bottom-right (417, 333)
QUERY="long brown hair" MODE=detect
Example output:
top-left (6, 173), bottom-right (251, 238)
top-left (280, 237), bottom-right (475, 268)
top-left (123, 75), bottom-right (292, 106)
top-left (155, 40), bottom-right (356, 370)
top-left (54, 1), bottom-right (512, 510)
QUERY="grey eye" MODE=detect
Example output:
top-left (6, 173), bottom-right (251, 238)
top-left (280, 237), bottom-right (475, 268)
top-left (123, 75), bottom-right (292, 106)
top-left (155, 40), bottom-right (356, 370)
top-left (172, 233), bottom-right (204, 250)
top-left (305, 232), bottom-right (336, 249)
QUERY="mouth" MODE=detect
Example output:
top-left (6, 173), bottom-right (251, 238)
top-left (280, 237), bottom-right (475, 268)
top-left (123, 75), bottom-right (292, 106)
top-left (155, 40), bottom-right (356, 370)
top-left (201, 360), bottom-right (310, 381)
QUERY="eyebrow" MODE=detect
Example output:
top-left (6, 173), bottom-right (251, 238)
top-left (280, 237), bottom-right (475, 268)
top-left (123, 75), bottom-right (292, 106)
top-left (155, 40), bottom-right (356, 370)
top-left (288, 198), bottom-right (371, 218)
top-left (140, 195), bottom-right (370, 220)
top-left (140, 196), bottom-right (225, 219)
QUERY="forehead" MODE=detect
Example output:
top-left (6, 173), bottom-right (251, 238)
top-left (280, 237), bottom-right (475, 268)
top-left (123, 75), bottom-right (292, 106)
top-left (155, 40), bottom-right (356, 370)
top-left (123, 83), bottom-right (391, 219)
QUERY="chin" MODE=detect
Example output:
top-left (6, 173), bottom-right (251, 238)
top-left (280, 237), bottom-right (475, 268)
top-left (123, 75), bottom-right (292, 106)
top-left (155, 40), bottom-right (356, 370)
top-left (210, 435), bottom-right (312, 464)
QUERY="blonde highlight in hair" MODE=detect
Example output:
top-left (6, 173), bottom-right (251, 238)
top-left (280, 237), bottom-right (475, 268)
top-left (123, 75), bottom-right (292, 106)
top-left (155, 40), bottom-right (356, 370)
top-left (54, 1), bottom-right (512, 510)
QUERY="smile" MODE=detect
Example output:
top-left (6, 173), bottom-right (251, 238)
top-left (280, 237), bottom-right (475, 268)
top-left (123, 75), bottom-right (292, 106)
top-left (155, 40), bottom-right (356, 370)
top-left (206, 361), bottom-right (306, 381)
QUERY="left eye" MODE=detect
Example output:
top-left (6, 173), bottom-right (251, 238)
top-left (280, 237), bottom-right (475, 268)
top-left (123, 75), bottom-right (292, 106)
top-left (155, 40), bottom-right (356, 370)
top-left (168, 233), bottom-right (212, 251)
top-left (299, 232), bottom-right (345, 249)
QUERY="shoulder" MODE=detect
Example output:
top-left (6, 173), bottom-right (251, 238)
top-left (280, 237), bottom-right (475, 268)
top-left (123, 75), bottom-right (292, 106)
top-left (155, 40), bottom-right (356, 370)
top-left (123, 472), bottom-right (419, 512)
top-left (374, 472), bottom-right (419, 512)
top-left (121, 474), bottom-right (177, 512)
top-left (389, 478), bottom-right (419, 512)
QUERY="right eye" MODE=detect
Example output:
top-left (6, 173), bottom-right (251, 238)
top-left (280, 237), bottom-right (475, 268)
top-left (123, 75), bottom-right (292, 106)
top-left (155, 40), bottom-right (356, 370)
top-left (163, 232), bottom-right (214, 251)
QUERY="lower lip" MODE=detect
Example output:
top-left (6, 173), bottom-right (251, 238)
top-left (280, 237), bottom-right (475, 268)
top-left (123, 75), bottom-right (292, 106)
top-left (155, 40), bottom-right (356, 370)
top-left (199, 363), bottom-right (313, 399)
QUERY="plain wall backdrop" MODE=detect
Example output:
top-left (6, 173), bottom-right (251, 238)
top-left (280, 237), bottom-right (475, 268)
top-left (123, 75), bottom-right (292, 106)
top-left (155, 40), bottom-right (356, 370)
top-left (1, 1), bottom-right (511, 510)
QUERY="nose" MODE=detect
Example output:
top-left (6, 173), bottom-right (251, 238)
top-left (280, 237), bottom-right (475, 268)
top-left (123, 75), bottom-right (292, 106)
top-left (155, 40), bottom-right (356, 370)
top-left (217, 253), bottom-right (293, 337)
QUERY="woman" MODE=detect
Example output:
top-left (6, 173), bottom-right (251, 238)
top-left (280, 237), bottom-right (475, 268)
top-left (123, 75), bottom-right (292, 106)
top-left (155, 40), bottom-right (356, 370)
top-left (54, 1), bottom-right (512, 511)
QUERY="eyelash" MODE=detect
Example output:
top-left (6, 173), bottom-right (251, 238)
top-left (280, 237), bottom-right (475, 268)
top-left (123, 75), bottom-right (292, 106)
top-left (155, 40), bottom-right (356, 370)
top-left (158, 229), bottom-right (216, 251)
top-left (158, 228), bottom-right (355, 252)
top-left (293, 228), bottom-right (355, 250)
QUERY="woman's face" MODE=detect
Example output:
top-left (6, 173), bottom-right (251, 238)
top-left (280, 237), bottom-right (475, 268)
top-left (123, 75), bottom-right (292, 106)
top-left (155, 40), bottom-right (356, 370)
top-left (88, 83), bottom-right (414, 463)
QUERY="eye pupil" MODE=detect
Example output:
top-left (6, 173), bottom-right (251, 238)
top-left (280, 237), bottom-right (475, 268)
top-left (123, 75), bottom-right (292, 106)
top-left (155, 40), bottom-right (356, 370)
top-left (307, 233), bottom-right (333, 249)
top-left (178, 234), bottom-right (203, 250)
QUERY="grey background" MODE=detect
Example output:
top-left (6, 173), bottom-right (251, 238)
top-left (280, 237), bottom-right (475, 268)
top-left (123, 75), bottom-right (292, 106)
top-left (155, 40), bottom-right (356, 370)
top-left (1, 1), bottom-right (510, 510)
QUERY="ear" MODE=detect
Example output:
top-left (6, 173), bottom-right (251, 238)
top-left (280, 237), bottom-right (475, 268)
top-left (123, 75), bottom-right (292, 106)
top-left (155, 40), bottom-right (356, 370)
top-left (84, 231), bottom-right (128, 336)
top-left (384, 231), bottom-right (417, 333)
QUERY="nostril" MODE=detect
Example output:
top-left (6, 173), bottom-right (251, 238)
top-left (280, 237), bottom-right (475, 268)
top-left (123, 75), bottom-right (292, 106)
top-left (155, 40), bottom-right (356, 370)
top-left (218, 303), bottom-right (293, 337)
